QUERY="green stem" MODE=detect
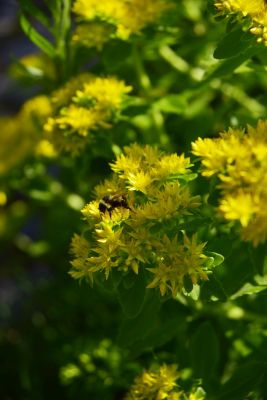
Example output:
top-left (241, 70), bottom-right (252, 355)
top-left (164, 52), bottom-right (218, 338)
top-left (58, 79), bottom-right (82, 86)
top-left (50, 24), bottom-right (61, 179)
top-left (159, 45), bottom-right (190, 74)
top-left (55, 0), bottom-right (71, 82)
top-left (133, 43), bottom-right (170, 148)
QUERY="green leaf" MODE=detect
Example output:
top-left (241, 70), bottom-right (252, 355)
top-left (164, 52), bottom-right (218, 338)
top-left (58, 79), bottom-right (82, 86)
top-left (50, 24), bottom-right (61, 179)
top-left (205, 44), bottom-right (262, 81)
top-left (213, 361), bottom-right (267, 400)
top-left (167, 173), bottom-right (198, 182)
top-left (20, 0), bottom-right (52, 31)
top-left (206, 252), bottom-right (224, 267)
top-left (153, 94), bottom-right (187, 114)
top-left (190, 321), bottom-right (219, 381)
top-left (117, 270), bottom-right (146, 319)
top-left (230, 282), bottom-right (267, 299)
top-left (214, 28), bottom-right (253, 59)
top-left (129, 301), bottom-right (188, 358)
top-left (20, 13), bottom-right (55, 57)
top-left (117, 291), bottom-right (161, 347)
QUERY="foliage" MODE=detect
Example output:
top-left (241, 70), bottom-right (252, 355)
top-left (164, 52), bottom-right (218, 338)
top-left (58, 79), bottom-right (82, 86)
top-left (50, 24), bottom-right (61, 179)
top-left (1, 0), bottom-right (267, 399)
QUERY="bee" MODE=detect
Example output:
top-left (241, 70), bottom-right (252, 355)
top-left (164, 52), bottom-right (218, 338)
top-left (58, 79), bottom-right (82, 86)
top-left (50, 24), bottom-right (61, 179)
top-left (99, 194), bottom-right (131, 215)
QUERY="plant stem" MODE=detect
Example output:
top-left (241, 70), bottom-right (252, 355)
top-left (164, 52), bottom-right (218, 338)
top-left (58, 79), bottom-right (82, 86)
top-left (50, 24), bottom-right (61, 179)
top-left (133, 43), bottom-right (170, 148)
top-left (55, 0), bottom-right (71, 82)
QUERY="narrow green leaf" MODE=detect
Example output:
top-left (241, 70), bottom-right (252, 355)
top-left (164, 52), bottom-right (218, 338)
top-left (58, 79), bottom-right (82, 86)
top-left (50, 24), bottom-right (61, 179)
top-left (20, 0), bottom-right (52, 31)
top-left (231, 283), bottom-right (267, 299)
top-left (190, 321), bottom-right (220, 381)
top-left (205, 45), bottom-right (261, 81)
top-left (20, 13), bottom-right (55, 57)
top-left (214, 28), bottom-right (253, 59)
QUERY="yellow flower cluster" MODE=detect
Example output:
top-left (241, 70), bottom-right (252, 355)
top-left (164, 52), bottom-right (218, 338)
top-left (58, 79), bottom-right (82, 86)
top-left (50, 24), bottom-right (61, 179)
top-left (215, 0), bottom-right (267, 44)
top-left (192, 120), bottom-right (267, 246)
top-left (72, 23), bottom-right (114, 50)
top-left (72, 0), bottom-right (172, 47)
top-left (124, 364), bottom-right (206, 400)
top-left (70, 144), bottom-right (210, 297)
top-left (44, 74), bottom-right (132, 155)
top-left (124, 364), bottom-right (180, 400)
top-left (0, 95), bottom-right (53, 175)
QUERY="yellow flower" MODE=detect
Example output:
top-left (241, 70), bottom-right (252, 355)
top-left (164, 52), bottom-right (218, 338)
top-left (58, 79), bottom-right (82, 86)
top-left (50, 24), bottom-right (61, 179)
top-left (20, 95), bottom-right (52, 123)
top-left (126, 171), bottom-right (154, 193)
top-left (70, 234), bottom-right (90, 259)
top-left (70, 144), bottom-right (209, 294)
top-left (81, 200), bottom-right (101, 220)
top-left (94, 176), bottom-right (124, 198)
top-left (87, 244), bottom-right (121, 278)
top-left (95, 223), bottom-right (124, 245)
top-left (154, 153), bottom-right (192, 179)
top-left (133, 183), bottom-right (200, 224)
top-left (123, 239), bottom-right (148, 274)
top-left (215, 0), bottom-right (267, 44)
top-left (72, 0), bottom-right (126, 22)
top-left (110, 144), bottom-right (161, 175)
top-left (45, 74), bottom-right (131, 154)
top-left (147, 234), bottom-right (208, 297)
top-left (219, 191), bottom-right (260, 227)
top-left (191, 128), bottom-right (245, 178)
top-left (242, 208), bottom-right (267, 246)
top-left (70, 258), bottom-right (94, 281)
top-left (111, 144), bottom-right (192, 190)
top-left (72, 23), bottom-right (114, 50)
top-left (45, 105), bottom-right (101, 137)
top-left (75, 77), bottom-right (132, 110)
top-left (0, 95), bottom-right (52, 175)
top-left (192, 120), bottom-right (267, 245)
top-left (51, 73), bottom-right (93, 108)
top-left (124, 364), bottom-right (181, 400)
top-left (35, 139), bottom-right (57, 158)
top-left (0, 192), bottom-right (7, 206)
top-left (110, 153), bottom-right (141, 177)
top-left (69, 234), bottom-right (93, 281)
top-left (73, 0), bottom-right (171, 41)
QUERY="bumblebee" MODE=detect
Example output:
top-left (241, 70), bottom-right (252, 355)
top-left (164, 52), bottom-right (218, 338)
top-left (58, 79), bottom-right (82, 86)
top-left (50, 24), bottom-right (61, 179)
top-left (99, 194), bottom-right (131, 215)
